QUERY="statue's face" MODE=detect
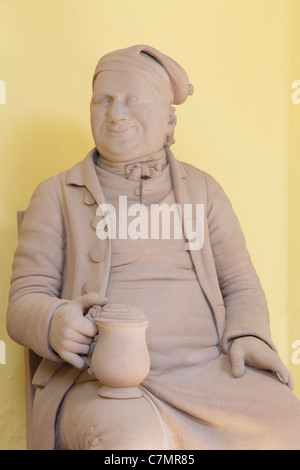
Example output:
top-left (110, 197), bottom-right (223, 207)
top-left (90, 70), bottom-right (174, 162)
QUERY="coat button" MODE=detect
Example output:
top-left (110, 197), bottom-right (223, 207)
top-left (134, 186), bottom-right (141, 197)
top-left (91, 437), bottom-right (100, 447)
top-left (84, 278), bottom-right (100, 294)
top-left (89, 246), bottom-right (106, 263)
top-left (83, 191), bottom-right (96, 205)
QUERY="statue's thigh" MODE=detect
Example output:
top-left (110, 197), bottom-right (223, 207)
top-left (58, 380), bottom-right (167, 450)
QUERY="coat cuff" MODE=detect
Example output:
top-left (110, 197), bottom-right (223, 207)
top-left (221, 317), bottom-right (278, 354)
top-left (7, 295), bottom-right (71, 361)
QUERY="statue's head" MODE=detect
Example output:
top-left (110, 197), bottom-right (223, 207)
top-left (90, 45), bottom-right (193, 162)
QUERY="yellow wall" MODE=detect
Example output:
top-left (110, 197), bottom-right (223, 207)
top-left (289, 0), bottom-right (300, 396)
top-left (0, 0), bottom-right (299, 449)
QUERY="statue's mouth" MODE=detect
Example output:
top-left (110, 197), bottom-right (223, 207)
top-left (107, 126), bottom-right (134, 135)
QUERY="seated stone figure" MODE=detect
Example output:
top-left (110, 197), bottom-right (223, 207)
top-left (7, 45), bottom-right (300, 450)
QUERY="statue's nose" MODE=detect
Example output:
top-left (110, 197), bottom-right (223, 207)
top-left (108, 99), bottom-right (128, 123)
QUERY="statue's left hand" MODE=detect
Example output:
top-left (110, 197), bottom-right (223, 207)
top-left (228, 336), bottom-right (294, 390)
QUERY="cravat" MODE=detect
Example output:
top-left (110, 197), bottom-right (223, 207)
top-left (125, 161), bottom-right (162, 181)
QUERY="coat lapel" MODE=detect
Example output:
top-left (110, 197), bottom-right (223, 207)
top-left (65, 148), bottom-right (107, 208)
top-left (167, 148), bottom-right (205, 279)
top-left (167, 149), bottom-right (225, 340)
top-left (166, 148), bottom-right (188, 205)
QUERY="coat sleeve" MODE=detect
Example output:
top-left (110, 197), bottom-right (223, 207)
top-left (6, 178), bottom-right (69, 361)
top-left (204, 172), bottom-right (277, 353)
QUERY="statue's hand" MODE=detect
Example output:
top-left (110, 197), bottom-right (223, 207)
top-left (49, 293), bottom-right (107, 369)
top-left (228, 336), bottom-right (294, 390)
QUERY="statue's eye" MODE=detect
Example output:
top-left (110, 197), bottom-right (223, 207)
top-left (92, 95), bottom-right (111, 106)
top-left (99, 96), bottom-right (112, 107)
top-left (126, 96), bottom-right (138, 104)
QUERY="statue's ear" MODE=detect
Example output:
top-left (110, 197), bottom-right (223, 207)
top-left (168, 107), bottom-right (177, 129)
top-left (165, 107), bottom-right (177, 148)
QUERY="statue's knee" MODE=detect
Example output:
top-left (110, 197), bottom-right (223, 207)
top-left (84, 395), bottom-right (167, 450)
top-left (59, 382), bottom-right (167, 450)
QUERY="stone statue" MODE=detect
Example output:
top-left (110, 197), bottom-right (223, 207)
top-left (6, 45), bottom-right (300, 450)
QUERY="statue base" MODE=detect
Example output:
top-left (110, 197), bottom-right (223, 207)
top-left (97, 385), bottom-right (143, 399)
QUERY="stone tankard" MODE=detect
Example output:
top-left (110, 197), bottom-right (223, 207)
top-left (90, 303), bottom-right (150, 399)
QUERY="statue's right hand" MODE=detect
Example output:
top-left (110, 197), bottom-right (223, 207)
top-left (49, 293), bottom-right (107, 369)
